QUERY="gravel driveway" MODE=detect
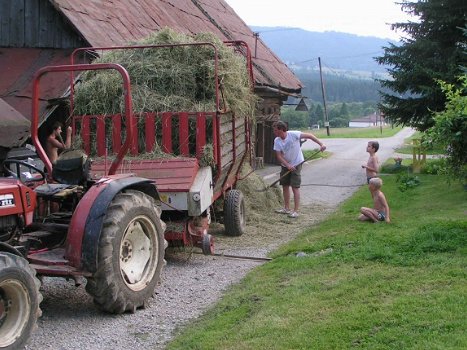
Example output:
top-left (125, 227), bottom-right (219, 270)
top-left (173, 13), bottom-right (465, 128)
top-left (26, 128), bottom-right (414, 350)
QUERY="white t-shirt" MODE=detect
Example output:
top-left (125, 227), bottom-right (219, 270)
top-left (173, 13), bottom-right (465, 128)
top-left (273, 131), bottom-right (304, 167)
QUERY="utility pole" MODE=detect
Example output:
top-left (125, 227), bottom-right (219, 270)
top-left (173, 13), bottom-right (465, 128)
top-left (318, 57), bottom-right (330, 136)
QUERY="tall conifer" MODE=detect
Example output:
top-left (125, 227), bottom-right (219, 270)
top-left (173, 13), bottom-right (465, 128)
top-left (377, 0), bottom-right (467, 130)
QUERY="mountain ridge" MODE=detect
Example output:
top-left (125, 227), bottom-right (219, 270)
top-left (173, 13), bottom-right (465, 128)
top-left (252, 26), bottom-right (397, 74)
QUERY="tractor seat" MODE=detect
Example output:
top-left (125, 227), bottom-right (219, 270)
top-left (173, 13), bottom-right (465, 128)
top-left (52, 149), bottom-right (90, 186)
top-left (34, 183), bottom-right (78, 198)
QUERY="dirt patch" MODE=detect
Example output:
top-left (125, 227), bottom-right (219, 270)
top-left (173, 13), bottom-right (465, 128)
top-left (211, 203), bottom-right (333, 255)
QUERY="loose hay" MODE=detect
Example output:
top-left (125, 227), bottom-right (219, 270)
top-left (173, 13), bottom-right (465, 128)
top-left (209, 164), bottom-right (335, 254)
top-left (74, 27), bottom-right (257, 117)
top-left (235, 164), bottom-right (283, 217)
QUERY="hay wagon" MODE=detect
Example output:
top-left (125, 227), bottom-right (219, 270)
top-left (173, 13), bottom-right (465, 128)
top-left (70, 41), bottom-right (255, 254)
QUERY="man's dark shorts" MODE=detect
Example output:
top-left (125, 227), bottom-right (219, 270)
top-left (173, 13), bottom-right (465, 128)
top-left (279, 164), bottom-right (302, 188)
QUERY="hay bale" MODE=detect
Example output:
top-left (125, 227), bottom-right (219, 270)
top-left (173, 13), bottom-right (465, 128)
top-left (74, 28), bottom-right (257, 117)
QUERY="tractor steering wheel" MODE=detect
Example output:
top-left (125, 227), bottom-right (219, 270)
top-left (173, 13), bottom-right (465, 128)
top-left (3, 159), bottom-right (46, 183)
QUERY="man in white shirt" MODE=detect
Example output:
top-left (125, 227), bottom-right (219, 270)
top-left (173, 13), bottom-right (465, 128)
top-left (273, 121), bottom-right (326, 218)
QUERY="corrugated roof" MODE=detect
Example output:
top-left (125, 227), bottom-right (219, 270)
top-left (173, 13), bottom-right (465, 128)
top-left (0, 48), bottom-right (73, 123)
top-left (0, 99), bottom-right (30, 148)
top-left (50, 0), bottom-right (302, 92)
top-left (1, 0), bottom-right (302, 147)
top-left (0, 48), bottom-right (75, 148)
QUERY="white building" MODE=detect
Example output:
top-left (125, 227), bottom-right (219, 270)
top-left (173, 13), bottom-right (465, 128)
top-left (349, 112), bottom-right (386, 128)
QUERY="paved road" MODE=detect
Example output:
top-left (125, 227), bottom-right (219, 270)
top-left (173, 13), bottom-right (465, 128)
top-left (260, 127), bottom-right (415, 207)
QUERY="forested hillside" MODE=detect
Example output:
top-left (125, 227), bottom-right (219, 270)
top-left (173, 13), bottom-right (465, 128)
top-left (297, 71), bottom-right (382, 103)
top-left (252, 26), bottom-right (397, 73)
top-left (251, 26), bottom-right (394, 128)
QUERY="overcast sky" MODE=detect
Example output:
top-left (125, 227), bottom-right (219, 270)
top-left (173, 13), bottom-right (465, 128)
top-left (225, 0), bottom-right (413, 40)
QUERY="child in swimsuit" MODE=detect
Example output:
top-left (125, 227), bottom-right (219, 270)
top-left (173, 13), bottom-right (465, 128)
top-left (362, 141), bottom-right (379, 184)
top-left (358, 177), bottom-right (390, 223)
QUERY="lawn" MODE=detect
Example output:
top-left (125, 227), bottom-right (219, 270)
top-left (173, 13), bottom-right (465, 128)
top-left (304, 126), bottom-right (403, 139)
top-left (166, 170), bottom-right (467, 349)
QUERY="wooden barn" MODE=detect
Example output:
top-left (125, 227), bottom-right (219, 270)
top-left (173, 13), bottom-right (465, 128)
top-left (0, 0), bottom-right (303, 164)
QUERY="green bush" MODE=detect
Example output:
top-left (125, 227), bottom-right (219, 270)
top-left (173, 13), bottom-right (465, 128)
top-left (421, 158), bottom-right (447, 175)
top-left (396, 173), bottom-right (420, 192)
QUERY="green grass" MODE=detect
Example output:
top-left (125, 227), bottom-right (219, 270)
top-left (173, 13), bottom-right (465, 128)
top-left (166, 173), bottom-right (467, 350)
top-left (303, 126), bottom-right (402, 139)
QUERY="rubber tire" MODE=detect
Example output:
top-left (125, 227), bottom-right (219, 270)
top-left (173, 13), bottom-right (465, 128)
top-left (0, 252), bottom-right (42, 350)
top-left (202, 234), bottom-right (214, 255)
top-left (223, 189), bottom-right (246, 236)
top-left (85, 190), bottom-right (165, 314)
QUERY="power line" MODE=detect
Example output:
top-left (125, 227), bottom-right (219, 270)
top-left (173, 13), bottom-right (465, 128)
top-left (294, 50), bottom-right (384, 65)
top-left (253, 27), bottom-right (301, 34)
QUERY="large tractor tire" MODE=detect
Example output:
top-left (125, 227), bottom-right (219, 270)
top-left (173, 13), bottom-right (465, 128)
top-left (0, 252), bottom-right (42, 350)
top-left (223, 189), bottom-right (246, 236)
top-left (85, 190), bottom-right (165, 314)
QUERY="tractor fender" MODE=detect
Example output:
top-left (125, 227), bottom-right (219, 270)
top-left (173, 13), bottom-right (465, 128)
top-left (65, 176), bottom-right (159, 273)
top-left (0, 242), bottom-right (23, 257)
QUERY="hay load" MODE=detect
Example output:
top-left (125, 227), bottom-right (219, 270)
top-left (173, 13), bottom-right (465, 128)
top-left (73, 28), bottom-right (257, 163)
top-left (74, 28), bottom-right (257, 117)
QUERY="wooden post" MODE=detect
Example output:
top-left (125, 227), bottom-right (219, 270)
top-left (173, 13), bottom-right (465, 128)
top-left (318, 57), bottom-right (330, 136)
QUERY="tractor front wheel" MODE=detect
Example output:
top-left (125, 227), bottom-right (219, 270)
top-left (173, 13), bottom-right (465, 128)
top-left (0, 252), bottom-right (42, 350)
top-left (85, 190), bottom-right (165, 314)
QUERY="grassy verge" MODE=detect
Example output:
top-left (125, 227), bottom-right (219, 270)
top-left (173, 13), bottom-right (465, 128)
top-left (304, 126), bottom-right (402, 139)
top-left (167, 173), bottom-right (467, 350)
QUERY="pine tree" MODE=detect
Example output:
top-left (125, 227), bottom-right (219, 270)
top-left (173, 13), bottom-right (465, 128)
top-left (376, 0), bottom-right (467, 131)
top-left (339, 103), bottom-right (349, 118)
top-left (314, 104), bottom-right (324, 126)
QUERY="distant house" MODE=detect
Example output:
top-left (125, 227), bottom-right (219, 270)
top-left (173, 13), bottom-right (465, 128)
top-left (0, 0), bottom-right (303, 164)
top-left (349, 112), bottom-right (386, 128)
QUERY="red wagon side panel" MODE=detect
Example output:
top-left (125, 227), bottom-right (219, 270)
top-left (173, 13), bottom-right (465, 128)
top-left (90, 158), bottom-right (199, 192)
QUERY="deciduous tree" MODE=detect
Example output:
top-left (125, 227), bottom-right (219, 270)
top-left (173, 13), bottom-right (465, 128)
top-left (426, 76), bottom-right (467, 182)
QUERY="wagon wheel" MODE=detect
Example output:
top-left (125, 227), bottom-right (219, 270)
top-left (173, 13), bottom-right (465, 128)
top-left (0, 252), bottom-right (42, 350)
top-left (223, 189), bottom-right (246, 236)
top-left (85, 190), bottom-right (166, 314)
top-left (201, 234), bottom-right (214, 255)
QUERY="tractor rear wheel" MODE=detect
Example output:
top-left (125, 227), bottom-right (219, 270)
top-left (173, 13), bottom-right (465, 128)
top-left (223, 189), bottom-right (246, 236)
top-left (85, 190), bottom-right (165, 314)
top-left (0, 252), bottom-right (42, 350)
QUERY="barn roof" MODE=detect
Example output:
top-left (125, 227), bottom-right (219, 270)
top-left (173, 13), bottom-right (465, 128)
top-left (0, 48), bottom-right (73, 127)
top-left (49, 0), bottom-right (302, 92)
top-left (1, 0), bottom-right (302, 147)
top-left (0, 99), bottom-right (30, 148)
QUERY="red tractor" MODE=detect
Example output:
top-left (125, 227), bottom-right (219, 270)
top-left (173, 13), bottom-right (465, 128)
top-left (0, 63), bottom-right (166, 349)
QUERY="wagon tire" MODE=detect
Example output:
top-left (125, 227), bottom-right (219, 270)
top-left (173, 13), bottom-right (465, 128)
top-left (223, 189), bottom-right (246, 236)
top-left (85, 190), bottom-right (165, 314)
top-left (201, 234), bottom-right (214, 255)
top-left (0, 252), bottom-right (42, 350)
